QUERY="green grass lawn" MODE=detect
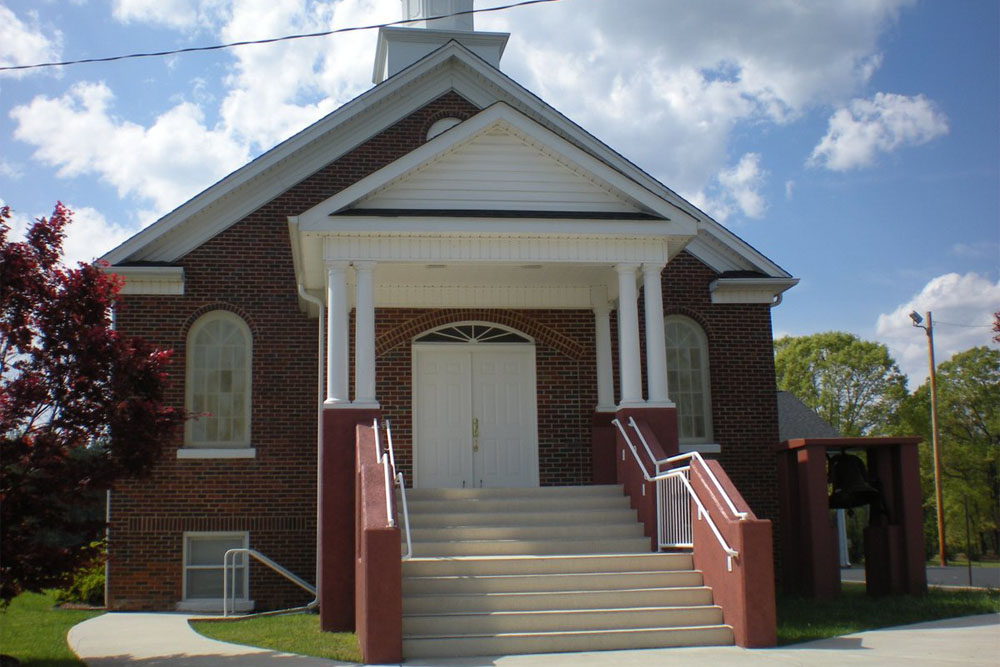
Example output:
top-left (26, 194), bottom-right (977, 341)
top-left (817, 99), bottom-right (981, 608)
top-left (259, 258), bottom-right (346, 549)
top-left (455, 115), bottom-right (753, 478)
top-left (777, 582), bottom-right (1000, 645)
top-left (0, 591), bottom-right (102, 666)
top-left (191, 612), bottom-right (362, 663)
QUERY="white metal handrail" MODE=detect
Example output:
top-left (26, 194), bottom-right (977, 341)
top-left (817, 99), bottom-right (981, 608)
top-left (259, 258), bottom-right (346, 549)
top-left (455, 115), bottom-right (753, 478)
top-left (373, 419), bottom-right (396, 528)
top-left (385, 420), bottom-right (413, 560)
top-left (373, 419), bottom-right (412, 559)
top-left (627, 416), bottom-right (748, 521)
top-left (223, 548), bottom-right (317, 617)
top-left (612, 418), bottom-right (739, 571)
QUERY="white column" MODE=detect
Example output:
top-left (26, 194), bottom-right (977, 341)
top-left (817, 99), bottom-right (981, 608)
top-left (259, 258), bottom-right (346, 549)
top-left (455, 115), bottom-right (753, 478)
top-left (615, 263), bottom-right (644, 406)
top-left (352, 261), bottom-right (379, 408)
top-left (642, 263), bottom-right (672, 406)
top-left (325, 263), bottom-right (350, 405)
top-left (593, 300), bottom-right (615, 412)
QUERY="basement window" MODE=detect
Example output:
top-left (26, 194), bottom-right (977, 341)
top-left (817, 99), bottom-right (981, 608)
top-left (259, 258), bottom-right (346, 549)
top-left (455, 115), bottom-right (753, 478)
top-left (178, 532), bottom-right (252, 612)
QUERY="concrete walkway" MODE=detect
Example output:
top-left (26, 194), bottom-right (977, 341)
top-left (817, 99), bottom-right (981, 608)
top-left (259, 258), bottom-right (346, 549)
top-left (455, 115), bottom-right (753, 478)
top-left (68, 612), bottom-right (354, 666)
top-left (68, 611), bottom-right (1000, 666)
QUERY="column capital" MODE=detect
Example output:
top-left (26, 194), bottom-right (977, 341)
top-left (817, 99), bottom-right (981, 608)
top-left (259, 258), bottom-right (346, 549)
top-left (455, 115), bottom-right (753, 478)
top-left (641, 262), bottom-right (666, 276)
top-left (326, 261), bottom-right (350, 273)
top-left (614, 262), bottom-right (640, 275)
top-left (352, 260), bottom-right (376, 272)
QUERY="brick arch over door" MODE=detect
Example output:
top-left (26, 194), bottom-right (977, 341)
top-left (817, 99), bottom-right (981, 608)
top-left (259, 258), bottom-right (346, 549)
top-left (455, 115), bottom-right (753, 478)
top-left (375, 308), bottom-right (585, 360)
top-left (374, 308), bottom-right (597, 486)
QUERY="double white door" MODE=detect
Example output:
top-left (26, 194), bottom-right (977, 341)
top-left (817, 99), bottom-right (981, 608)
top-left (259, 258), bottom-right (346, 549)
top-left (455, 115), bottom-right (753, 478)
top-left (414, 346), bottom-right (538, 488)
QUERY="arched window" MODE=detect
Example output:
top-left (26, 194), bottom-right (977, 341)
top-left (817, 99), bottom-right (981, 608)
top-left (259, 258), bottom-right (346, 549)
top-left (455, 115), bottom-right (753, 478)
top-left (665, 316), bottom-right (713, 444)
top-left (186, 311), bottom-right (252, 448)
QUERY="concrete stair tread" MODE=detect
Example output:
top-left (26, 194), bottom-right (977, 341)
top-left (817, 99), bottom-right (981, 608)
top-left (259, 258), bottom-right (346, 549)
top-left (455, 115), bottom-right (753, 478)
top-left (405, 604), bottom-right (722, 618)
top-left (401, 485), bottom-right (625, 500)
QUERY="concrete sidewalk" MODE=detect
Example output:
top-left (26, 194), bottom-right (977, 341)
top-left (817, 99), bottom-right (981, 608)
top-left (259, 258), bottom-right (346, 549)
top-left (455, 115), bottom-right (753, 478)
top-left (69, 612), bottom-right (1000, 666)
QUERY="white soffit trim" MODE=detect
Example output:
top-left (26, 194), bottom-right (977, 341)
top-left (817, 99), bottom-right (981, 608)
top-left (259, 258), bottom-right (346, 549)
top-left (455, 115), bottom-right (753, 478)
top-left (709, 277), bottom-right (799, 304)
top-left (297, 102), bottom-right (697, 233)
top-left (107, 266), bottom-right (184, 295)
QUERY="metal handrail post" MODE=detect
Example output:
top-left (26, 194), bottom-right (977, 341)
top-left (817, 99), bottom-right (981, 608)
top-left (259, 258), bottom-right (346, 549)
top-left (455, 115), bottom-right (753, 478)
top-left (222, 548), bottom-right (317, 617)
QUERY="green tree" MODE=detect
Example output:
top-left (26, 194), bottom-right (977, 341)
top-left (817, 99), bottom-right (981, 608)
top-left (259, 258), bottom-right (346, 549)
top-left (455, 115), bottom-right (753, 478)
top-left (897, 347), bottom-right (999, 558)
top-left (774, 332), bottom-right (907, 436)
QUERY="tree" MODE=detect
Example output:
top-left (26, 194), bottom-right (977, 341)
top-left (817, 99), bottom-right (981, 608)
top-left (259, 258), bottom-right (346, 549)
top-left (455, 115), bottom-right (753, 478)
top-left (0, 203), bottom-right (185, 603)
top-left (897, 347), bottom-right (999, 558)
top-left (774, 331), bottom-right (907, 436)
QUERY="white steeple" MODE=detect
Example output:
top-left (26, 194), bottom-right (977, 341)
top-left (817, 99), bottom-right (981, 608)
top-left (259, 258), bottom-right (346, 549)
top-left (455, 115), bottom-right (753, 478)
top-left (373, 0), bottom-right (509, 83)
top-left (401, 0), bottom-right (474, 31)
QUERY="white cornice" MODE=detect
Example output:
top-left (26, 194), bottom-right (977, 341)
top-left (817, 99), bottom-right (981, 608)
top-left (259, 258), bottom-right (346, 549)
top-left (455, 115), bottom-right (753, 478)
top-left (106, 266), bottom-right (184, 295)
top-left (322, 234), bottom-right (672, 265)
top-left (709, 277), bottom-right (799, 304)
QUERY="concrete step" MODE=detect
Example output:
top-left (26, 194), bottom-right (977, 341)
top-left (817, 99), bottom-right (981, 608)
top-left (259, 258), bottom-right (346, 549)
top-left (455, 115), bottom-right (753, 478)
top-left (403, 585), bottom-right (715, 614)
top-left (403, 605), bottom-right (725, 635)
top-left (405, 507), bottom-right (638, 527)
top-left (408, 536), bottom-right (652, 557)
top-left (401, 484), bottom-right (625, 501)
top-left (404, 495), bottom-right (629, 514)
top-left (401, 625), bottom-right (735, 659)
top-left (403, 569), bottom-right (705, 595)
top-left (402, 553), bottom-right (694, 577)
top-left (406, 522), bottom-right (644, 543)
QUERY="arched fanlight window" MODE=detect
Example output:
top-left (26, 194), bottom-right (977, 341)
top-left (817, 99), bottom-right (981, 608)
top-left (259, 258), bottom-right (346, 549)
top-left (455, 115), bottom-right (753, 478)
top-left (414, 323), bottom-right (531, 344)
top-left (186, 311), bottom-right (252, 447)
top-left (664, 315), bottom-right (713, 444)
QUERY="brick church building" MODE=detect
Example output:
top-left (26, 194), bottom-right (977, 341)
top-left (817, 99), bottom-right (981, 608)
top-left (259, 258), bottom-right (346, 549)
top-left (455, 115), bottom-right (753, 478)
top-left (102, 1), bottom-right (796, 659)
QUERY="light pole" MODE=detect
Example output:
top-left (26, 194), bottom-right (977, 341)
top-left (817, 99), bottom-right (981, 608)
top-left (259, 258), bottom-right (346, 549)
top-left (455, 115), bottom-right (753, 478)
top-left (910, 310), bottom-right (947, 566)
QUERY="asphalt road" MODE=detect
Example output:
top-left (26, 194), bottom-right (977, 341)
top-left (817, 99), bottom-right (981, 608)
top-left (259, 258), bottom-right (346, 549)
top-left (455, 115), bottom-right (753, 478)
top-left (841, 565), bottom-right (1000, 589)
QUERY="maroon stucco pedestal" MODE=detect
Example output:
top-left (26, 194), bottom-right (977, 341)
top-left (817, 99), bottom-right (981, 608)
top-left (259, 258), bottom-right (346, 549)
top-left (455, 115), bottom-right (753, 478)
top-left (776, 437), bottom-right (925, 598)
top-left (319, 406), bottom-right (380, 631)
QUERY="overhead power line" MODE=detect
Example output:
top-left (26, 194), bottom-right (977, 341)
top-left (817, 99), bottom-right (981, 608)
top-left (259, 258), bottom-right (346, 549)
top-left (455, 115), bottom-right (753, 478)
top-left (0, 0), bottom-right (562, 73)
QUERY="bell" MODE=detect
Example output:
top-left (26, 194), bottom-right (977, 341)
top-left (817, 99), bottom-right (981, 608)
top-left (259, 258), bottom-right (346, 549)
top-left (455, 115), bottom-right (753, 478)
top-left (828, 452), bottom-right (881, 510)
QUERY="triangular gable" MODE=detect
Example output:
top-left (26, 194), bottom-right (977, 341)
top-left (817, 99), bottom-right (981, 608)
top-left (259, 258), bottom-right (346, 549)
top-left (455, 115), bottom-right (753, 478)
top-left (356, 125), bottom-right (641, 214)
top-left (301, 102), bottom-right (691, 229)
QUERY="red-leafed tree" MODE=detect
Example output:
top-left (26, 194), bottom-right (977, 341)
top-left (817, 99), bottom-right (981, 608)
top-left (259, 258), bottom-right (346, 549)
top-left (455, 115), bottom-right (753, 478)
top-left (0, 202), bottom-right (185, 603)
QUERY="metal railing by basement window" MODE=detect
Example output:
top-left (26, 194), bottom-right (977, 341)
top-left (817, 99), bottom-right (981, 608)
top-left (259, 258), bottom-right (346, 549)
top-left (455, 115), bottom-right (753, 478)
top-left (612, 417), bottom-right (741, 571)
top-left (374, 418), bottom-right (412, 560)
top-left (222, 548), bottom-right (317, 617)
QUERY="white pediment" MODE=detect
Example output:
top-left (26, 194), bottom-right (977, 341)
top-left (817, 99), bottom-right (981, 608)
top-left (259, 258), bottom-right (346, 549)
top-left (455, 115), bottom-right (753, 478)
top-left (355, 125), bottom-right (641, 214)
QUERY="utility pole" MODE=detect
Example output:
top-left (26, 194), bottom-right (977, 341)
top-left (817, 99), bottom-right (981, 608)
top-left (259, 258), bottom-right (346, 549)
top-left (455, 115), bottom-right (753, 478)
top-left (910, 310), bottom-right (947, 566)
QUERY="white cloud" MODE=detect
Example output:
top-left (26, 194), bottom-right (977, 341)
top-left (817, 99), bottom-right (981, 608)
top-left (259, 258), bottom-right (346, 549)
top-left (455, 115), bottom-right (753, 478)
top-left (61, 205), bottom-right (136, 266)
top-left (784, 180), bottom-right (795, 200)
top-left (10, 81), bottom-right (250, 216)
top-left (0, 6), bottom-right (63, 77)
top-left (809, 92), bottom-right (949, 170)
top-left (693, 153), bottom-right (768, 222)
top-left (951, 241), bottom-right (999, 260)
top-left (875, 273), bottom-right (1000, 386)
top-left (479, 0), bottom-right (913, 202)
top-left (0, 201), bottom-right (132, 267)
top-left (111, 0), bottom-right (226, 31)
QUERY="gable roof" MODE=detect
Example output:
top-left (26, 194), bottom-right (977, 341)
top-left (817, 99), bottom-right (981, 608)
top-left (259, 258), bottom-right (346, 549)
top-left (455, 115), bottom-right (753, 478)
top-left (102, 39), bottom-right (794, 285)
top-left (777, 391), bottom-right (841, 441)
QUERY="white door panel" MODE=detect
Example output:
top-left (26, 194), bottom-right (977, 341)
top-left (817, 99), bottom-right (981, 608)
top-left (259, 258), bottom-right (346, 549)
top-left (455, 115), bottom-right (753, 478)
top-left (414, 344), bottom-right (538, 489)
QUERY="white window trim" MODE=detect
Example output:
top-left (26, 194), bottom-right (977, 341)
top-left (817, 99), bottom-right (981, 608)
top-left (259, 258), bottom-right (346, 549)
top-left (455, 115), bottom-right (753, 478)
top-left (178, 531), bottom-right (253, 613)
top-left (665, 314), bottom-right (714, 447)
top-left (177, 448), bottom-right (256, 459)
top-left (184, 310), bottom-right (253, 450)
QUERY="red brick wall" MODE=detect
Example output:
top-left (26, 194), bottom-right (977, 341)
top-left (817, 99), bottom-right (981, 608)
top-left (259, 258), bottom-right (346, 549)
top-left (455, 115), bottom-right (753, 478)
top-left (659, 253), bottom-right (781, 525)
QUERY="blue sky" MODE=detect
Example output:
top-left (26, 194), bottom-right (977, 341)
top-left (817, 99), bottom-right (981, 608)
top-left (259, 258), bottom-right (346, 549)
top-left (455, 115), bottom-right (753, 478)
top-left (2, 0), bottom-right (997, 385)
